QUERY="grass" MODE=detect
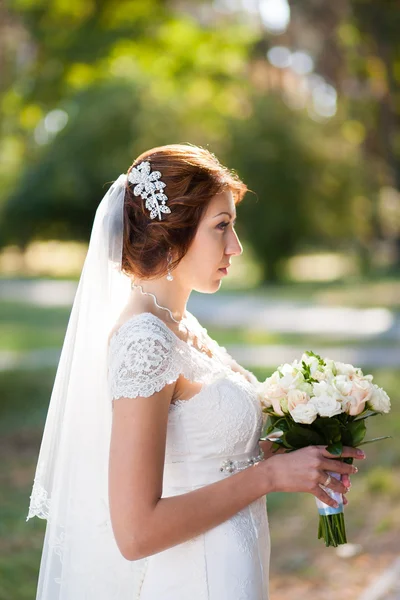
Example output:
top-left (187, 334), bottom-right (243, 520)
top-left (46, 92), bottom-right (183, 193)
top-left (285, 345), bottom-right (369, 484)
top-left (0, 301), bottom-right (70, 352)
top-left (0, 367), bottom-right (56, 599)
top-left (0, 298), bottom-right (398, 355)
top-left (205, 326), bottom-right (399, 348)
top-left (1, 365), bottom-right (398, 598)
top-left (219, 272), bottom-right (400, 309)
top-left (0, 286), bottom-right (399, 598)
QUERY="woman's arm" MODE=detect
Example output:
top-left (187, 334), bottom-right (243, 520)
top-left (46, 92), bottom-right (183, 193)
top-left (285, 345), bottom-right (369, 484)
top-left (109, 379), bottom-right (358, 562)
top-left (109, 383), bottom-right (272, 562)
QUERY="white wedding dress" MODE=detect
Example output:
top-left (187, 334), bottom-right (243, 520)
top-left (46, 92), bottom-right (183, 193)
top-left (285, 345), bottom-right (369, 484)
top-left (107, 310), bottom-right (271, 600)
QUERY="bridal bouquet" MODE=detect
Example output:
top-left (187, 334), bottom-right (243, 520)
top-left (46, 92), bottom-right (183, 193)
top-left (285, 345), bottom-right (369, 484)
top-left (258, 351), bottom-right (391, 547)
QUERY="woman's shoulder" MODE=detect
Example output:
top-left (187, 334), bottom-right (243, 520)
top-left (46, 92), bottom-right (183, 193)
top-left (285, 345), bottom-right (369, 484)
top-left (108, 311), bottom-right (179, 349)
top-left (107, 310), bottom-right (217, 401)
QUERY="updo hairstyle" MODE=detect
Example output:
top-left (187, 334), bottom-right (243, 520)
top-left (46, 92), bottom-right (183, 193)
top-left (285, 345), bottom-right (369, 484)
top-left (121, 143), bottom-right (247, 280)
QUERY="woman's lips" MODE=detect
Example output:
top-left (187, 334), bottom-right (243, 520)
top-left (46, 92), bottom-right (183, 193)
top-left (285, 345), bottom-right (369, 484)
top-left (218, 267), bottom-right (228, 275)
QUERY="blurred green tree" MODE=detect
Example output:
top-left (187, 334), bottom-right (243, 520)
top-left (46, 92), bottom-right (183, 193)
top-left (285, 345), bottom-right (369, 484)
top-left (227, 91), bottom-right (369, 281)
top-left (1, 0), bottom-right (397, 281)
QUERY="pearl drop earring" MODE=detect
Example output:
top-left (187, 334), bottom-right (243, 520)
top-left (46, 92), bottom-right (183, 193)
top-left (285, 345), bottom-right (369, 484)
top-left (166, 249), bottom-right (174, 281)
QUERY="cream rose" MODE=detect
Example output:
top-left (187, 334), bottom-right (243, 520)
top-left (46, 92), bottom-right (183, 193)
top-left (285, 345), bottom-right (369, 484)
top-left (287, 389), bottom-right (310, 412)
top-left (313, 380), bottom-right (338, 399)
top-left (268, 391), bottom-right (286, 416)
top-left (342, 396), bottom-right (366, 416)
top-left (309, 394), bottom-right (342, 418)
top-left (259, 372), bottom-right (287, 414)
top-left (368, 385), bottom-right (391, 413)
top-left (290, 403), bottom-right (318, 424)
top-left (344, 377), bottom-right (374, 415)
top-left (313, 370), bottom-right (326, 382)
top-left (335, 362), bottom-right (363, 379)
top-left (332, 375), bottom-right (353, 399)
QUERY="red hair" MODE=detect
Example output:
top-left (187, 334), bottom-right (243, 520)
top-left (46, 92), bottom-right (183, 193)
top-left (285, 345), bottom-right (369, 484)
top-left (121, 143), bottom-right (247, 280)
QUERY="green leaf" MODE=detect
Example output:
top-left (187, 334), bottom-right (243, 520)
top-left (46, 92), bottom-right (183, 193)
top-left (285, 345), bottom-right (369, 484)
top-left (285, 425), bottom-right (325, 448)
top-left (304, 350), bottom-right (324, 363)
top-left (267, 417), bottom-right (290, 432)
top-left (312, 417), bottom-right (341, 445)
top-left (346, 419), bottom-right (367, 446)
top-left (341, 428), bottom-right (354, 447)
top-left (281, 435), bottom-right (295, 449)
top-left (326, 441), bottom-right (343, 456)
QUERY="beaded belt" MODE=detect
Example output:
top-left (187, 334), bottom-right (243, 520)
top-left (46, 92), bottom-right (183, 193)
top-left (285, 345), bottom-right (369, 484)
top-left (163, 447), bottom-right (265, 491)
top-left (219, 447), bottom-right (265, 474)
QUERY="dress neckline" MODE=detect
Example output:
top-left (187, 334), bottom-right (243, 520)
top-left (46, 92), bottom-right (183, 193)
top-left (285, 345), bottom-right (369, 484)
top-left (108, 310), bottom-right (221, 366)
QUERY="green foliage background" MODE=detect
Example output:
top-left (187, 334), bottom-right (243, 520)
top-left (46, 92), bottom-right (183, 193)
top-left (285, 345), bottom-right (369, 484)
top-left (1, 0), bottom-right (399, 281)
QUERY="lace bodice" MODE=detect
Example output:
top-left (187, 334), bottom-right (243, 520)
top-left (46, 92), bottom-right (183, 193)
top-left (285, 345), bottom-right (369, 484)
top-left (107, 311), bottom-right (266, 469)
top-left (106, 311), bottom-right (271, 599)
top-left (107, 310), bottom-right (260, 400)
top-left (108, 311), bottom-right (225, 401)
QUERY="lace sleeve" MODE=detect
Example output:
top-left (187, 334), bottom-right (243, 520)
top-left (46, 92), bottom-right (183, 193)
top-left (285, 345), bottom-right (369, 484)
top-left (107, 317), bottom-right (183, 401)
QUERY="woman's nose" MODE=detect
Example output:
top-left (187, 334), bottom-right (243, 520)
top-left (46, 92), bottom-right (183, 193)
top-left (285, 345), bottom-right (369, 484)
top-left (226, 232), bottom-right (243, 257)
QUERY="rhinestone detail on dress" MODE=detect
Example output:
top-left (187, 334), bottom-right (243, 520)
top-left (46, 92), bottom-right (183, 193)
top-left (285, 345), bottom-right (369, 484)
top-left (219, 449), bottom-right (265, 474)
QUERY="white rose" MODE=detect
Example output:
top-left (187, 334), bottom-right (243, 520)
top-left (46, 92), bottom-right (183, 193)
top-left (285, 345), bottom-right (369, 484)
top-left (292, 359), bottom-right (303, 370)
top-left (313, 380), bottom-right (338, 398)
top-left (290, 402), bottom-right (318, 424)
top-left (279, 363), bottom-right (296, 376)
top-left (332, 375), bottom-right (353, 398)
top-left (313, 370), bottom-right (326, 382)
top-left (297, 380), bottom-right (314, 395)
top-left (278, 364), bottom-right (305, 391)
top-left (325, 358), bottom-right (336, 372)
top-left (335, 362), bottom-right (363, 379)
top-left (287, 389), bottom-right (310, 412)
top-left (368, 385), bottom-right (391, 413)
top-left (309, 393), bottom-right (342, 418)
top-left (301, 353), bottom-right (320, 376)
top-left (323, 368), bottom-right (335, 382)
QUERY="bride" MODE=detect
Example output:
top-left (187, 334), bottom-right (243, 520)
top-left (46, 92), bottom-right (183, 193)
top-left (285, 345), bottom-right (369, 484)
top-left (27, 143), bottom-right (363, 599)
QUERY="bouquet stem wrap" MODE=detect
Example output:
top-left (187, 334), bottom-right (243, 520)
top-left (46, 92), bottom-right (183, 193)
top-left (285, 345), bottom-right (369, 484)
top-left (315, 471), bottom-right (347, 547)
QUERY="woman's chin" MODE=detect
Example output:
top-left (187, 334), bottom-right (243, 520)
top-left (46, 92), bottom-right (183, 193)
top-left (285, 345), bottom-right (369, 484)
top-left (193, 278), bottom-right (222, 294)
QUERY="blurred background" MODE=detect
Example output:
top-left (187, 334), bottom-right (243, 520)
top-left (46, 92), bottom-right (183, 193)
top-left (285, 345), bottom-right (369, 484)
top-left (0, 0), bottom-right (399, 598)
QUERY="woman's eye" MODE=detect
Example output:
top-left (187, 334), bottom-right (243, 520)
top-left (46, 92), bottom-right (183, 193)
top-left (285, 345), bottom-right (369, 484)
top-left (217, 221), bottom-right (230, 230)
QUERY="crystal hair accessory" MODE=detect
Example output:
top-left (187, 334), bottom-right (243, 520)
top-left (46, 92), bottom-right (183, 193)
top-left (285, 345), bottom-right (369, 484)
top-left (127, 160), bottom-right (171, 220)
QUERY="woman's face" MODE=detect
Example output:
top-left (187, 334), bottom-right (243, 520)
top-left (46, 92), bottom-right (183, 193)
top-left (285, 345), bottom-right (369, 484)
top-left (175, 189), bottom-right (243, 293)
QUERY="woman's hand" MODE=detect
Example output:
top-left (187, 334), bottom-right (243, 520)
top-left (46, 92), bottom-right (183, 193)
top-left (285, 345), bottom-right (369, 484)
top-left (258, 439), bottom-right (287, 460)
top-left (264, 444), bottom-right (366, 508)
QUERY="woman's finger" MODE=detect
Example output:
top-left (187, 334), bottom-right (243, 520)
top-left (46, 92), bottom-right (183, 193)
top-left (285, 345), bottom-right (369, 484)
top-left (313, 487), bottom-right (340, 509)
top-left (342, 445), bottom-right (366, 459)
top-left (319, 471), bottom-right (348, 494)
top-left (321, 459), bottom-right (358, 475)
top-left (342, 474), bottom-right (351, 488)
top-left (320, 445), bottom-right (366, 460)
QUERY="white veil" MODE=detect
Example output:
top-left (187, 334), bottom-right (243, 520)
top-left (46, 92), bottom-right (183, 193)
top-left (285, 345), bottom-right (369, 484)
top-left (26, 174), bottom-right (149, 598)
